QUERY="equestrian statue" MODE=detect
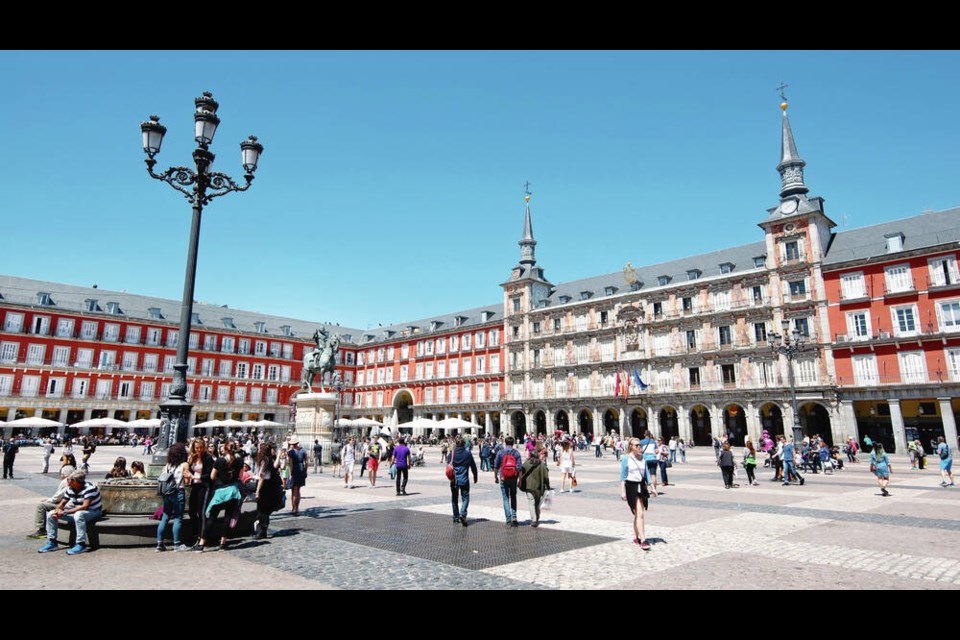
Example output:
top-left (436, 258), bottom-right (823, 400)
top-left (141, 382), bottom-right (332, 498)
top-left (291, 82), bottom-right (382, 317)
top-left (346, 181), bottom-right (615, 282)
top-left (300, 328), bottom-right (341, 393)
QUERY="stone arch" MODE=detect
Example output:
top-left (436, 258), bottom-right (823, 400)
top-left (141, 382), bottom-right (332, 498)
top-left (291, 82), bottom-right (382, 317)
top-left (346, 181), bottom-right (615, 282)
top-left (722, 403), bottom-right (748, 446)
top-left (799, 402), bottom-right (833, 445)
top-left (689, 404), bottom-right (712, 446)
top-left (577, 409), bottom-right (594, 435)
top-left (658, 405), bottom-right (679, 441)
top-left (602, 408), bottom-right (619, 435)
top-left (555, 410), bottom-right (570, 432)
top-left (630, 408), bottom-right (648, 437)
top-left (393, 389), bottom-right (415, 426)
top-left (759, 402), bottom-right (785, 439)
top-left (534, 410), bottom-right (547, 435)
top-left (510, 411), bottom-right (526, 439)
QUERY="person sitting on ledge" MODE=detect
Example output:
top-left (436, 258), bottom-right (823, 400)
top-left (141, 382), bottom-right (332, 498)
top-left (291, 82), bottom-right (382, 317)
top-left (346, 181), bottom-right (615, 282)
top-left (38, 470), bottom-right (103, 555)
top-left (105, 456), bottom-right (131, 480)
top-left (130, 461), bottom-right (146, 479)
top-left (29, 465), bottom-right (75, 539)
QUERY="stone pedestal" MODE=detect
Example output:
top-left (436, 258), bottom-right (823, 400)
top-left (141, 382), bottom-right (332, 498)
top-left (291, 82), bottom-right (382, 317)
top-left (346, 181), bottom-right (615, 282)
top-left (294, 392), bottom-right (337, 463)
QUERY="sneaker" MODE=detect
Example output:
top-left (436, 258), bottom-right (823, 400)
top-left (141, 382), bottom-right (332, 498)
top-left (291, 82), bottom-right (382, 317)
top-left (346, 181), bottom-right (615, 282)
top-left (461, 517), bottom-right (468, 528)
top-left (783, 482), bottom-right (791, 486)
top-left (155, 543), bottom-right (166, 553)
top-left (193, 544), bottom-right (205, 553)
top-left (639, 540), bottom-right (651, 551)
top-left (66, 543), bottom-right (90, 555)
top-left (510, 518), bottom-right (519, 527)
top-left (452, 516), bottom-right (461, 524)
top-left (530, 521), bottom-right (539, 528)
top-left (799, 477), bottom-right (805, 486)
top-left (38, 541), bottom-right (58, 553)
top-left (172, 544), bottom-right (190, 552)
top-left (27, 530), bottom-right (47, 540)
top-left (504, 521), bottom-right (513, 529)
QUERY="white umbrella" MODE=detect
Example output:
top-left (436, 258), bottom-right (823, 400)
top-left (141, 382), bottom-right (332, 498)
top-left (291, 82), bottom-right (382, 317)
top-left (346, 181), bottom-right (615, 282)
top-left (353, 418), bottom-right (383, 428)
top-left (221, 418), bottom-right (245, 430)
top-left (334, 418), bottom-right (356, 428)
top-left (6, 417), bottom-right (63, 428)
top-left (252, 420), bottom-right (284, 429)
top-left (193, 419), bottom-right (223, 429)
top-left (437, 417), bottom-right (476, 431)
top-left (402, 417), bottom-right (440, 431)
top-left (128, 418), bottom-right (161, 428)
top-left (70, 417), bottom-right (129, 429)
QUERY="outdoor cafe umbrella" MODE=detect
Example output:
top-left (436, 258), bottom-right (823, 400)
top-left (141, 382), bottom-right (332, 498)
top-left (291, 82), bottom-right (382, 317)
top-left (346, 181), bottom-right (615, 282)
top-left (70, 417), bottom-right (129, 430)
top-left (5, 417), bottom-right (64, 429)
top-left (437, 417), bottom-right (476, 431)
top-left (127, 418), bottom-right (162, 428)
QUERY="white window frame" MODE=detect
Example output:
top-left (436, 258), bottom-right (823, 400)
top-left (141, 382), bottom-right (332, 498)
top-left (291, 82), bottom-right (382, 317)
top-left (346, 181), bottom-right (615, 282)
top-left (937, 299), bottom-right (960, 333)
top-left (81, 321), bottom-right (98, 340)
top-left (845, 311), bottom-right (871, 341)
top-left (0, 342), bottom-right (18, 364)
top-left (840, 271), bottom-right (867, 300)
top-left (898, 350), bottom-right (927, 384)
top-left (3, 312), bottom-right (24, 333)
top-left (885, 263), bottom-right (913, 294)
top-left (52, 345), bottom-right (70, 367)
top-left (891, 304), bottom-right (919, 337)
top-left (852, 354), bottom-right (880, 386)
top-left (26, 344), bottom-right (45, 365)
top-left (929, 255), bottom-right (960, 287)
top-left (56, 318), bottom-right (75, 338)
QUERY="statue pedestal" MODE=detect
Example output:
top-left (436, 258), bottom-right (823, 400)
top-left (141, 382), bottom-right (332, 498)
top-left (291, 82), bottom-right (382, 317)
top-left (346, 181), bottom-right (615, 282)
top-left (294, 392), bottom-right (337, 463)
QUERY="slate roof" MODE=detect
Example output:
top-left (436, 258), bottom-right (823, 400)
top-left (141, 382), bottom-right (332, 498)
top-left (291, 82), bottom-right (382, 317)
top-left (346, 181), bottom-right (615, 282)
top-left (356, 303), bottom-right (502, 345)
top-left (822, 207), bottom-right (960, 266)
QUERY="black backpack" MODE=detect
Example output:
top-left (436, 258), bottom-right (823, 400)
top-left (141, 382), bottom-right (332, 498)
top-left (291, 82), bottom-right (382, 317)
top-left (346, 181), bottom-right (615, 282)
top-left (156, 465), bottom-right (179, 496)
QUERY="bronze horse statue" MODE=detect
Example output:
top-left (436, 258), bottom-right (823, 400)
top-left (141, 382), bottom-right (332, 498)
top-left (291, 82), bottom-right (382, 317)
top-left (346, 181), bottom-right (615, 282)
top-left (301, 330), bottom-right (341, 393)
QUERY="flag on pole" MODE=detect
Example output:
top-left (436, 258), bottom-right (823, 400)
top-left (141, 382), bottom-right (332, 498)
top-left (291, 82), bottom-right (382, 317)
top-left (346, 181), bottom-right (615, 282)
top-left (632, 368), bottom-right (649, 391)
top-left (615, 369), bottom-right (622, 398)
top-left (621, 367), bottom-right (630, 399)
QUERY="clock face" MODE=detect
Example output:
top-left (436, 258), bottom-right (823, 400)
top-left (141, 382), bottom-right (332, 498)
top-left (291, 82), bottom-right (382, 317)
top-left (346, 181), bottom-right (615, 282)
top-left (780, 199), bottom-right (798, 215)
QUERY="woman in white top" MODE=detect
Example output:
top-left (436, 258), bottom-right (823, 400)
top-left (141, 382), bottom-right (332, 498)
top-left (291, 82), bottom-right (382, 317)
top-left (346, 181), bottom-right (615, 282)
top-left (558, 440), bottom-right (576, 492)
top-left (620, 438), bottom-right (651, 550)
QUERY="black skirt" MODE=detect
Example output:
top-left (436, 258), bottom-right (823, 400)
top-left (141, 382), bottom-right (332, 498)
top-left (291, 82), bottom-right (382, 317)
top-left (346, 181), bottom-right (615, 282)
top-left (624, 480), bottom-right (649, 515)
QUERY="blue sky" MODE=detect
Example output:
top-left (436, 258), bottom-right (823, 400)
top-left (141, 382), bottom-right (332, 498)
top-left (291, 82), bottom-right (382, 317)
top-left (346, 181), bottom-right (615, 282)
top-left (2, 51), bottom-right (958, 330)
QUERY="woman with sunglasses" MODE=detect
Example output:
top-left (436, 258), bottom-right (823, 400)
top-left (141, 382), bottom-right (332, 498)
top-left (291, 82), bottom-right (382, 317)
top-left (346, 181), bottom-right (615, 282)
top-left (620, 438), bottom-right (651, 550)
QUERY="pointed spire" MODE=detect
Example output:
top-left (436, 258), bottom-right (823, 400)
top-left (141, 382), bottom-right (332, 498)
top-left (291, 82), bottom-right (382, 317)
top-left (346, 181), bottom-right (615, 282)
top-left (776, 102), bottom-right (809, 199)
top-left (519, 186), bottom-right (537, 266)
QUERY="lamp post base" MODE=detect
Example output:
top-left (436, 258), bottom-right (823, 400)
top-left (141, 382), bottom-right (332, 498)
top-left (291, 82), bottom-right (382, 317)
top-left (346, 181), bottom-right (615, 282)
top-left (153, 398), bottom-right (192, 467)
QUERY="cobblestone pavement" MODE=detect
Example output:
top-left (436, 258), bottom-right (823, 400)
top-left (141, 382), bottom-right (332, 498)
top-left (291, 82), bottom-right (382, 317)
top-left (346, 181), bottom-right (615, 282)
top-left (1, 443), bottom-right (958, 589)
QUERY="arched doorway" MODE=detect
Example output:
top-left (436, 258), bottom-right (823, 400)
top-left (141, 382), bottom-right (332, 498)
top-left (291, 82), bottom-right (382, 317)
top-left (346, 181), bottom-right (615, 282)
top-left (690, 405), bottom-right (711, 446)
top-left (603, 409), bottom-right (619, 435)
top-left (723, 404), bottom-right (748, 446)
top-left (555, 410), bottom-right (570, 432)
top-left (630, 408), bottom-right (648, 437)
top-left (491, 412), bottom-right (501, 436)
top-left (759, 403), bottom-right (784, 439)
top-left (394, 390), bottom-right (414, 426)
top-left (577, 409), bottom-right (593, 435)
top-left (511, 411), bottom-right (526, 439)
top-left (534, 410), bottom-right (547, 435)
top-left (659, 407), bottom-right (679, 440)
top-left (799, 402), bottom-right (832, 445)
top-left (902, 399), bottom-right (944, 455)
top-left (854, 401), bottom-right (895, 453)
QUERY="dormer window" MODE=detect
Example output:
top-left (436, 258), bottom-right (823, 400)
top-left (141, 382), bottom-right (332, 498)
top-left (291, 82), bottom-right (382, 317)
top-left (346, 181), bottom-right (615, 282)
top-left (192, 312), bottom-right (202, 325)
top-left (342, 334), bottom-right (352, 343)
top-left (280, 325), bottom-right (292, 337)
top-left (885, 232), bottom-right (905, 253)
top-left (753, 256), bottom-right (766, 268)
top-left (254, 321), bottom-right (266, 334)
top-left (85, 299), bottom-right (99, 312)
top-left (454, 316), bottom-right (467, 327)
top-left (384, 330), bottom-right (395, 339)
top-left (481, 311), bottom-right (493, 322)
top-left (719, 263), bottom-right (734, 274)
top-left (37, 292), bottom-right (53, 306)
top-left (604, 286), bottom-right (617, 296)
top-left (364, 334), bottom-right (375, 342)
top-left (107, 302), bottom-right (122, 315)
top-left (559, 295), bottom-right (572, 304)
top-left (579, 291), bottom-right (592, 301)
top-left (431, 321), bottom-right (443, 332)
top-left (222, 317), bottom-right (235, 329)
top-left (630, 282), bottom-right (642, 292)
top-left (657, 275), bottom-right (671, 287)
top-left (149, 307), bottom-right (163, 320)
top-left (686, 269), bottom-right (702, 281)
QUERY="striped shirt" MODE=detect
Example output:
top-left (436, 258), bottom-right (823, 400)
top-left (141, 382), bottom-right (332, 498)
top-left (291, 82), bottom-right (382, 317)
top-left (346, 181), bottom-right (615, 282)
top-left (64, 481), bottom-right (103, 512)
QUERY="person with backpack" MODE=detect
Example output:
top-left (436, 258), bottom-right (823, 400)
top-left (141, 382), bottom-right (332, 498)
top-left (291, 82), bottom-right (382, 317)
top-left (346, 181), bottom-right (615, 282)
top-left (520, 444), bottom-right (551, 527)
top-left (718, 442), bottom-right (737, 489)
top-left (639, 431), bottom-right (659, 497)
top-left (937, 436), bottom-right (954, 487)
top-left (447, 435), bottom-right (478, 526)
top-left (156, 442), bottom-right (190, 552)
top-left (494, 436), bottom-right (524, 527)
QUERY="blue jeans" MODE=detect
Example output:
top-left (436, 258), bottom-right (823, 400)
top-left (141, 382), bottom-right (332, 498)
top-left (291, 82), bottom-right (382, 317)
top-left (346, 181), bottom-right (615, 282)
top-left (47, 508), bottom-right (102, 545)
top-left (669, 449), bottom-right (677, 463)
top-left (595, 445), bottom-right (603, 458)
top-left (680, 449), bottom-right (686, 462)
top-left (158, 489), bottom-right (185, 545)
top-left (658, 460), bottom-right (669, 484)
top-left (500, 478), bottom-right (518, 521)
top-left (783, 460), bottom-right (801, 483)
top-left (451, 483), bottom-right (470, 520)
top-left (480, 456), bottom-right (490, 472)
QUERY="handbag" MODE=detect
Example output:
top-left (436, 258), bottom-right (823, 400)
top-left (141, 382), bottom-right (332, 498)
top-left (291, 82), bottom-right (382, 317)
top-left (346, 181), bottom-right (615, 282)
top-left (445, 451), bottom-right (455, 481)
top-left (571, 475), bottom-right (578, 488)
top-left (542, 490), bottom-right (554, 510)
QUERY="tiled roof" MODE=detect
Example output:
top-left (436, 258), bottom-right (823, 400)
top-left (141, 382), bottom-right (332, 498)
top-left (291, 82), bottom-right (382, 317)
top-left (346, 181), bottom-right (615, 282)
top-left (823, 207), bottom-right (960, 266)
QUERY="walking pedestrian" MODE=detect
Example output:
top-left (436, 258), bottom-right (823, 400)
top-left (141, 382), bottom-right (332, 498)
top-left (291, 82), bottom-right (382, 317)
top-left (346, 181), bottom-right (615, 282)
top-left (253, 442), bottom-right (283, 539)
top-left (331, 440), bottom-right (342, 477)
top-left (156, 443), bottom-right (190, 552)
top-left (743, 438), bottom-right (759, 486)
top-left (391, 438), bottom-right (411, 496)
top-left (494, 436), bottom-right (523, 527)
top-left (718, 443), bottom-right (737, 488)
top-left (448, 435), bottom-right (478, 526)
top-left (657, 437), bottom-right (670, 487)
top-left (781, 436), bottom-right (804, 486)
top-left (521, 444), bottom-right (551, 527)
top-left (870, 443), bottom-right (892, 496)
top-left (41, 439), bottom-right (54, 474)
top-left (908, 440), bottom-right (919, 470)
top-left (341, 437), bottom-right (356, 488)
top-left (620, 437), bottom-right (651, 550)
top-left (668, 436), bottom-right (678, 464)
top-left (367, 437), bottom-right (381, 488)
top-left (313, 439), bottom-right (323, 474)
top-left (558, 440), bottom-right (576, 492)
top-left (639, 431), bottom-right (659, 497)
top-left (3, 439), bottom-right (19, 479)
top-left (679, 438), bottom-right (687, 463)
top-left (286, 437), bottom-right (307, 516)
top-left (937, 436), bottom-right (954, 487)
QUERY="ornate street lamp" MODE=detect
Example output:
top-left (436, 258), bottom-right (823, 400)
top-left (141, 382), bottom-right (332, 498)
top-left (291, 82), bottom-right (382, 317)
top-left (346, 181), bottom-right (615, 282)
top-left (769, 319), bottom-right (805, 444)
top-left (140, 92), bottom-right (263, 459)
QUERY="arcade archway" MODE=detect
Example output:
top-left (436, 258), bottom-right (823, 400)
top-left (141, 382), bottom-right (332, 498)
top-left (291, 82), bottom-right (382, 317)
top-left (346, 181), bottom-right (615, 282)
top-left (690, 405), bottom-right (711, 446)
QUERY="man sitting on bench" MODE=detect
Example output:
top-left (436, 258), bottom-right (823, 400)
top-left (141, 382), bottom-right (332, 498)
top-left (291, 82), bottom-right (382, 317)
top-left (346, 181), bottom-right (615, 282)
top-left (38, 470), bottom-right (103, 555)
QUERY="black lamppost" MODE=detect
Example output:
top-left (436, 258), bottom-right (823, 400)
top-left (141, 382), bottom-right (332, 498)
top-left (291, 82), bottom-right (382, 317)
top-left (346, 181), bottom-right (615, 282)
top-left (769, 319), bottom-right (805, 444)
top-left (140, 92), bottom-right (263, 459)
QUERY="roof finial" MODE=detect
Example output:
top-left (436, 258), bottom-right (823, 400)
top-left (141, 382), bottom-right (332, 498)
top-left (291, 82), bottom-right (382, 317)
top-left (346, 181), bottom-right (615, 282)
top-left (776, 87), bottom-right (808, 199)
top-left (519, 182), bottom-right (536, 265)
top-left (777, 81), bottom-right (789, 107)
top-left (524, 180), bottom-right (532, 202)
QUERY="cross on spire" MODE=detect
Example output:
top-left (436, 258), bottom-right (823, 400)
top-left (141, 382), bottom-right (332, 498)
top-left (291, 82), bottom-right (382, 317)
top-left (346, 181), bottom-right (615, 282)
top-left (524, 181), bottom-right (532, 196)
top-left (777, 82), bottom-right (789, 102)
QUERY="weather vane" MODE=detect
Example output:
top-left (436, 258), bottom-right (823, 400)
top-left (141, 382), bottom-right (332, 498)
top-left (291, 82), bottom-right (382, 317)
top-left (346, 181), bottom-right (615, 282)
top-left (524, 181), bottom-right (532, 196)
top-left (777, 82), bottom-right (789, 102)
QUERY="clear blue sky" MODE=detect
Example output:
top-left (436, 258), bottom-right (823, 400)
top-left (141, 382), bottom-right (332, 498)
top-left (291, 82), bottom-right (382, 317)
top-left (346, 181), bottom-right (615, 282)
top-left (2, 51), bottom-right (958, 330)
